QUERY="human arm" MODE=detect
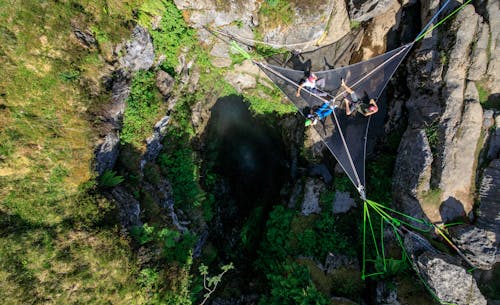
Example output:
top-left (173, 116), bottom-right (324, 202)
top-left (341, 78), bottom-right (354, 94)
top-left (296, 83), bottom-right (304, 97)
top-left (344, 99), bottom-right (353, 115)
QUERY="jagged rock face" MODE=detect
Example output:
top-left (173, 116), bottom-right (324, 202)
top-left (487, 114), bottom-right (500, 160)
top-left (118, 26), bottom-right (154, 72)
top-left (439, 82), bottom-right (483, 221)
top-left (468, 20), bottom-right (490, 81)
top-left (143, 116), bottom-right (170, 165)
top-left (486, 0), bottom-right (500, 95)
top-left (110, 186), bottom-right (142, 229)
top-left (415, 252), bottom-right (487, 305)
top-left (95, 133), bottom-right (120, 175)
top-left (156, 70), bottom-right (174, 97)
top-left (393, 129), bottom-right (433, 221)
top-left (376, 281), bottom-right (400, 305)
top-left (478, 159), bottom-right (500, 242)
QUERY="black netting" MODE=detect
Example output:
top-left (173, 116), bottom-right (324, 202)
top-left (258, 43), bottom-right (413, 194)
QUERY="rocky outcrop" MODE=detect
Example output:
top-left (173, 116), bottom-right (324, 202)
top-left (118, 26), bottom-right (155, 72)
top-left (156, 70), bottom-right (175, 97)
top-left (224, 60), bottom-right (263, 92)
top-left (94, 26), bottom-right (155, 174)
top-left (301, 178), bottom-right (324, 216)
top-left (376, 281), bottom-right (400, 305)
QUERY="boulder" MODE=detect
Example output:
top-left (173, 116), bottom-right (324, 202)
top-left (376, 281), bottom-right (400, 305)
top-left (301, 178), bottom-right (324, 216)
top-left (347, 0), bottom-right (397, 22)
top-left (224, 60), bottom-right (262, 92)
top-left (332, 191), bottom-right (356, 214)
top-left (414, 252), bottom-right (487, 305)
top-left (156, 70), bottom-right (174, 97)
top-left (119, 26), bottom-right (154, 72)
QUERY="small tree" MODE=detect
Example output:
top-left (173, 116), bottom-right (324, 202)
top-left (198, 263), bottom-right (234, 305)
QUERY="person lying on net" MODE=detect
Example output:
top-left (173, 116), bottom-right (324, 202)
top-left (305, 100), bottom-right (337, 126)
top-left (296, 73), bottom-right (328, 97)
top-left (340, 79), bottom-right (378, 117)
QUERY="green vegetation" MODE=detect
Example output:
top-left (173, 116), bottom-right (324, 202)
top-left (258, 0), bottom-right (295, 28)
top-left (350, 20), bottom-right (361, 30)
top-left (99, 169), bottom-right (124, 188)
top-left (420, 188), bottom-right (443, 207)
top-left (255, 205), bottom-right (356, 303)
top-left (122, 71), bottom-right (164, 147)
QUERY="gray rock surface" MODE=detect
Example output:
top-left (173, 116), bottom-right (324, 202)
top-left (450, 225), bottom-right (497, 270)
top-left (393, 129), bottom-right (433, 221)
top-left (95, 133), bottom-right (120, 175)
top-left (415, 252), bottom-right (487, 305)
top-left (156, 70), bottom-right (174, 97)
top-left (486, 0), bottom-right (500, 94)
top-left (376, 281), bottom-right (400, 305)
top-left (478, 159), bottom-right (500, 241)
top-left (468, 20), bottom-right (490, 81)
top-left (143, 116), bottom-right (170, 164)
top-left (439, 82), bottom-right (483, 220)
top-left (119, 26), bottom-right (154, 72)
top-left (332, 191), bottom-right (356, 214)
top-left (110, 186), bottom-right (142, 229)
top-left (224, 60), bottom-right (262, 92)
top-left (487, 114), bottom-right (500, 160)
top-left (301, 178), bottom-right (324, 216)
top-left (347, 0), bottom-right (397, 22)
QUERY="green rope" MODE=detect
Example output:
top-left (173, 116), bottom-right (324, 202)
top-left (414, 0), bottom-right (473, 42)
top-left (229, 41), bottom-right (253, 61)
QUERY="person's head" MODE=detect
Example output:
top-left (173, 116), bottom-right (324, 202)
top-left (307, 73), bottom-right (318, 82)
top-left (368, 99), bottom-right (378, 112)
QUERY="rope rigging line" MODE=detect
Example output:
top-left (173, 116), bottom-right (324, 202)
top-left (255, 61), bottom-right (364, 193)
top-left (414, 0), bottom-right (473, 42)
top-left (207, 27), bottom-right (323, 49)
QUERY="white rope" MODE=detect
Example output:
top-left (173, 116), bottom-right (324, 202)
top-left (208, 27), bottom-right (323, 49)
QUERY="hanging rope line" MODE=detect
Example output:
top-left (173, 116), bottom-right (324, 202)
top-left (414, 0), bottom-right (473, 42)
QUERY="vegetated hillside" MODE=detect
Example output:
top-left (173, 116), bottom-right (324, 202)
top-left (1, 0), bottom-right (499, 304)
top-left (0, 1), bottom-right (146, 304)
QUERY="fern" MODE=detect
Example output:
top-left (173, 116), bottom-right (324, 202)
top-left (99, 169), bottom-right (124, 188)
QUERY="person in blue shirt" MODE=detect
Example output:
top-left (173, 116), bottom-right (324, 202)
top-left (305, 101), bottom-right (337, 126)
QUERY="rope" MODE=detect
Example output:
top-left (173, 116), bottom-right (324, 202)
top-left (208, 27), bottom-right (324, 49)
top-left (414, 0), bottom-right (452, 41)
top-left (414, 0), bottom-right (473, 42)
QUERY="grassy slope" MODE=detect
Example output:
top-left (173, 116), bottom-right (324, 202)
top-left (0, 1), bottom-right (145, 304)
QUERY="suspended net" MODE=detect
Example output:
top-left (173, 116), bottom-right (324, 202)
top-left (257, 43), bottom-right (414, 197)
